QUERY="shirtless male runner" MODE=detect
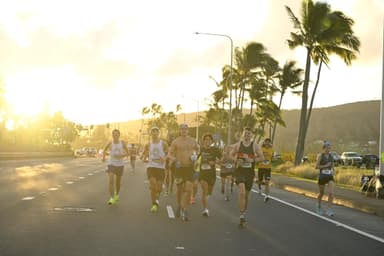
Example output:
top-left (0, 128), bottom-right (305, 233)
top-left (168, 124), bottom-right (199, 221)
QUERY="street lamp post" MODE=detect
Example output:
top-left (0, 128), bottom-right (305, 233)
top-left (195, 32), bottom-right (233, 145)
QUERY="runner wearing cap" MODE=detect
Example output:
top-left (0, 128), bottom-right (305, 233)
top-left (168, 123), bottom-right (199, 221)
top-left (141, 126), bottom-right (168, 213)
top-left (315, 141), bottom-right (335, 216)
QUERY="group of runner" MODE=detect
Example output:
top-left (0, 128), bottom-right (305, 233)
top-left (101, 124), bottom-right (335, 225)
top-left (102, 124), bottom-right (276, 226)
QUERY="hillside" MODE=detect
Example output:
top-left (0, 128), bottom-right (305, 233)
top-left (105, 100), bottom-right (380, 154)
top-left (274, 100), bottom-right (380, 154)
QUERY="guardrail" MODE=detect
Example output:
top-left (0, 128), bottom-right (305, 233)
top-left (0, 152), bottom-right (74, 160)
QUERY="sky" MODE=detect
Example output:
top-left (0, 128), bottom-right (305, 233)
top-left (0, 0), bottom-right (383, 125)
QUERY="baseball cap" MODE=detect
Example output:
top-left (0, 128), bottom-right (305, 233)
top-left (323, 141), bottom-right (331, 148)
top-left (179, 124), bottom-right (188, 129)
top-left (150, 126), bottom-right (159, 132)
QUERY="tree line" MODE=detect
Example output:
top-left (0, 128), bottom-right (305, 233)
top-left (0, 1), bottom-right (360, 164)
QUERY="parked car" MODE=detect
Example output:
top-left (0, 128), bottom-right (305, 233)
top-left (340, 152), bottom-right (363, 167)
top-left (361, 154), bottom-right (379, 169)
top-left (330, 151), bottom-right (343, 166)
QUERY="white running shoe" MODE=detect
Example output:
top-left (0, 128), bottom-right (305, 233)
top-left (202, 208), bottom-right (210, 217)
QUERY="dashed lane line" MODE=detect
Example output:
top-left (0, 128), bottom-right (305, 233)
top-left (166, 205), bottom-right (175, 219)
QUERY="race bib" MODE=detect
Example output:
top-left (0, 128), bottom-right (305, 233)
top-left (201, 163), bottom-right (211, 170)
top-left (321, 169), bottom-right (332, 175)
top-left (240, 162), bottom-right (252, 168)
top-left (152, 158), bottom-right (162, 164)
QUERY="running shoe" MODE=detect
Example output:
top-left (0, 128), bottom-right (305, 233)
top-left (155, 199), bottom-right (160, 207)
top-left (150, 204), bottom-right (158, 213)
top-left (108, 197), bottom-right (115, 205)
top-left (202, 208), bottom-right (209, 217)
top-left (181, 210), bottom-right (190, 221)
top-left (239, 214), bottom-right (246, 226)
top-left (326, 208), bottom-right (334, 217)
top-left (190, 197), bottom-right (196, 204)
top-left (114, 194), bottom-right (120, 202)
top-left (264, 195), bottom-right (269, 203)
top-left (224, 196), bottom-right (230, 201)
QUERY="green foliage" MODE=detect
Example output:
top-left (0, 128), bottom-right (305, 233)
top-left (141, 103), bottom-right (181, 143)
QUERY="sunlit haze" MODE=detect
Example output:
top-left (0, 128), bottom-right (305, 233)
top-left (1, 0), bottom-right (383, 125)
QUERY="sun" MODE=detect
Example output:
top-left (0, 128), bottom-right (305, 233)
top-left (5, 72), bottom-right (50, 117)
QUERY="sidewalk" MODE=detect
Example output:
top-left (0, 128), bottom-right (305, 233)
top-left (271, 173), bottom-right (384, 218)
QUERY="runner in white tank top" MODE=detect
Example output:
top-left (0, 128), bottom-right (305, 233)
top-left (102, 129), bottom-right (129, 205)
top-left (141, 127), bottom-right (168, 213)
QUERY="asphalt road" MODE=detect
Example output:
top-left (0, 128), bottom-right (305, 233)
top-left (0, 158), bottom-right (383, 256)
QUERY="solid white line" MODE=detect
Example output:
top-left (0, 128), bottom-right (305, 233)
top-left (250, 189), bottom-right (384, 244)
top-left (166, 205), bottom-right (175, 219)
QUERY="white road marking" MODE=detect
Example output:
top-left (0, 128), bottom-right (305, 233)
top-left (166, 205), bottom-right (175, 219)
top-left (48, 187), bottom-right (59, 191)
top-left (22, 196), bottom-right (35, 201)
top-left (66, 181), bottom-right (74, 185)
top-left (78, 176), bottom-right (85, 180)
top-left (175, 246), bottom-right (184, 250)
top-left (250, 189), bottom-right (384, 244)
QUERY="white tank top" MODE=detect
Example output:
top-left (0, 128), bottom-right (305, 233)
top-left (108, 141), bottom-right (125, 166)
top-left (147, 140), bottom-right (166, 169)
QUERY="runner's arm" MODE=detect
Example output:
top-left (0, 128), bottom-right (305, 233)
top-left (253, 144), bottom-right (265, 163)
top-left (230, 143), bottom-right (239, 161)
top-left (122, 141), bottom-right (130, 157)
top-left (102, 142), bottom-right (111, 162)
top-left (141, 144), bottom-right (149, 161)
top-left (167, 141), bottom-right (176, 163)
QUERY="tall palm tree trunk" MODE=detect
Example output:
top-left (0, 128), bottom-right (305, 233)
top-left (271, 92), bottom-right (284, 143)
top-left (294, 50), bottom-right (311, 166)
top-left (304, 61), bottom-right (323, 139)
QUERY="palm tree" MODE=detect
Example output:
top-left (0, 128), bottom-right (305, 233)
top-left (271, 60), bottom-right (304, 142)
top-left (286, 0), bottom-right (360, 165)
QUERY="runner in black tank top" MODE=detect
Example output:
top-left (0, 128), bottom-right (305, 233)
top-left (231, 127), bottom-right (264, 226)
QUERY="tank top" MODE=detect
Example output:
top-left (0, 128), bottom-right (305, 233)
top-left (237, 141), bottom-right (255, 169)
top-left (319, 153), bottom-right (334, 175)
top-left (258, 146), bottom-right (273, 169)
top-left (108, 141), bottom-right (125, 167)
top-left (200, 147), bottom-right (221, 171)
top-left (147, 140), bottom-right (166, 169)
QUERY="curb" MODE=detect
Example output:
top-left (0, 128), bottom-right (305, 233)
top-left (271, 181), bottom-right (384, 218)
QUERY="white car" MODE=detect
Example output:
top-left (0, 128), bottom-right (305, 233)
top-left (340, 152), bottom-right (362, 167)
